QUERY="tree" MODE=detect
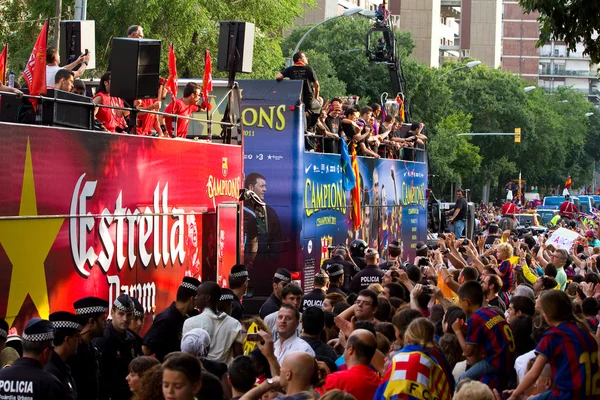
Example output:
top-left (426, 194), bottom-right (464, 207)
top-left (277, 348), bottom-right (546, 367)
top-left (519, 0), bottom-right (600, 64)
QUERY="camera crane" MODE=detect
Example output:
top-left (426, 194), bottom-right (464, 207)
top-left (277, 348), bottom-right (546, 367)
top-left (365, 0), bottom-right (409, 121)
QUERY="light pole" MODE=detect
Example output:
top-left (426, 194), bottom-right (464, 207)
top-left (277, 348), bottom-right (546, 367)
top-left (438, 61), bottom-right (482, 80)
top-left (290, 7), bottom-right (364, 63)
top-left (524, 86), bottom-right (536, 93)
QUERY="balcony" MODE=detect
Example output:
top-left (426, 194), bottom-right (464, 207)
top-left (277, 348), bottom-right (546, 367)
top-left (539, 52), bottom-right (591, 60)
top-left (540, 87), bottom-right (600, 96)
top-left (539, 68), bottom-right (598, 78)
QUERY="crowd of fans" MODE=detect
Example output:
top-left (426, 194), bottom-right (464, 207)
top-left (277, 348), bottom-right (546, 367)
top-left (4, 211), bottom-right (600, 399)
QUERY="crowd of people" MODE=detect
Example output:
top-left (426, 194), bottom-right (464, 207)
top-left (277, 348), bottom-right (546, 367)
top-left (4, 206), bottom-right (600, 399)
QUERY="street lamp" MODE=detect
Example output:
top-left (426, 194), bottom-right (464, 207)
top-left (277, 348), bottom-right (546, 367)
top-left (524, 86), bottom-right (536, 93)
top-left (586, 112), bottom-right (594, 117)
top-left (438, 60), bottom-right (482, 80)
top-left (291, 7), bottom-right (364, 59)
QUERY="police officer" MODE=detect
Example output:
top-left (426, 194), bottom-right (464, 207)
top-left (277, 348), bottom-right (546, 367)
top-left (128, 297), bottom-right (144, 356)
top-left (379, 240), bottom-right (402, 270)
top-left (350, 239), bottom-right (368, 270)
top-left (301, 269), bottom-right (328, 311)
top-left (0, 318), bottom-right (67, 399)
top-left (349, 248), bottom-right (385, 294)
top-left (45, 311), bottom-right (83, 399)
top-left (259, 268), bottom-right (292, 319)
top-left (142, 276), bottom-right (200, 362)
top-left (322, 246), bottom-right (360, 293)
top-left (325, 264), bottom-right (347, 296)
top-left (69, 296), bottom-right (108, 400)
top-left (229, 264), bottom-right (249, 320)
top-left (94, 294), bottom-right (137, 400)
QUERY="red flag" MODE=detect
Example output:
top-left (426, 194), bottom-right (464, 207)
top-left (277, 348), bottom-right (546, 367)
top-left (0, 44), bottom-right (7, 85)
top-left (22, 20), bottom-right (48, 111)
top-left (201, 50), bottom-right (213, 111)
top-left (351, 145), bottom-right (361, 230)
top-left (165, 43), bottom-right (178, 102)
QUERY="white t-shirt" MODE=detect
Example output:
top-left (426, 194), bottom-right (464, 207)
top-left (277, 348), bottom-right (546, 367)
top-left (46, 65), bottom-right (61, 88)
top-left (182, 308), bottom-right (243, 364)
top-left (274, 334), bottom-right (315, 365)
top-left (515, 350), bottom-right (536, 384)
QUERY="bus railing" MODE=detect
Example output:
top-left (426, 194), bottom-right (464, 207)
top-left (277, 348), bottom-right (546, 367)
top-left (304, 133), bottom-right (427, 162)
top-left (0, 90), bottom-right (243, 144)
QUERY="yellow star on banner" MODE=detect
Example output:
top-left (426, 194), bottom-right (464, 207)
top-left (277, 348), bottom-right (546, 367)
top-left (0, 138), bottom-right (64, 326)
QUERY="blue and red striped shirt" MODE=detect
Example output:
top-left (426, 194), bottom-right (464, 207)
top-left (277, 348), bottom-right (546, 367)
top-left (498, 260), bottom-right (514, 292)
top-left (535, 321), bottom-right (600, 399)
top-left (466, 307), bottom-right (515, 374)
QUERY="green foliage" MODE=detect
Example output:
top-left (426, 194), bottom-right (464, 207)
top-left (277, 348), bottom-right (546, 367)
top-left (519, 0), bottom-right (600, 65)
top-left (303, 50), bottom-right (346, 101)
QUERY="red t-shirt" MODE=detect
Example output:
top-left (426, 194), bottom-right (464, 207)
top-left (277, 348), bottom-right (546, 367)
top-left (137, 98), bottom-right (158, 135)
top-left (94, 92), bottom-right (126, 133)
top-left (320, 364), bottom-right (381, 399)
top-left (164, 98), bottom-right (198, 138)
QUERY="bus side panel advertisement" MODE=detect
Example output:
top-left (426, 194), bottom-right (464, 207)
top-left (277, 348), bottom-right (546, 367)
top-left (0, 124), bottom-right (242, 332)
top-left (302, 152), bottom-right (428, 283)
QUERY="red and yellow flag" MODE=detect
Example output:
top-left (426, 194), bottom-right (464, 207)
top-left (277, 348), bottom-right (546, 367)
top-left (0, 44), bottom-right (7, 85)
top-left (351, 145), bottom-right (361, 230)
top-left (565, 176), bottom-right (572, 189)
top-left (22, 19), bottom-right (48, 111)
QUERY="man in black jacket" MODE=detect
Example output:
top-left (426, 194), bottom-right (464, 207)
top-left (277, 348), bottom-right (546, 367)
top-left (349, 248), bottom-right (385, 294)
top-left (259, 268), bottom-right (292, 319)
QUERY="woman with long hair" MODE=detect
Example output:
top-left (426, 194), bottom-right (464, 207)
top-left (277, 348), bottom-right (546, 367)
top-left (127, 356), bottom-right (160, 398)
top-left (376, 318), bottom-right (453, 400)
top-left (93, 71), bottom-right (129, 132)
top-left (507, 290), bottom-right (598, 399)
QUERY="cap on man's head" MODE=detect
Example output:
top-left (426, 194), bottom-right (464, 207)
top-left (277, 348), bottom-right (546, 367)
top-left (219, 288), bottom-right (235, 302)
top-left (181, 328), bottom-right (211, 358)
top-left (365, 248), bottom-right (379, 257)
top-left (73, 296), bottom-right (109, 316)
top-left (49, 311), bottom-right (84, 333)
top-left (586, 230), bottom-right (595, 238)
top-left (415, 241), bottom-right (428, 256)
top-left (274, 268), bottom-right (291, 283)
top-left (388, 240), bottom-right (401, 249)
top-left (0, 318), bottom-right (8, 340)
top-left (22, 318), bottom-right (55, 342)
top-left (230, 264), bottom-right (249, 279)
top-left (180, 276), bottom-right (201, 296)
top-left (326, 264), bottom-right (344, 277)
top-left (131, 297), bottom-right (144, 318)
top-left (113, 294), bottom-right (134, 313)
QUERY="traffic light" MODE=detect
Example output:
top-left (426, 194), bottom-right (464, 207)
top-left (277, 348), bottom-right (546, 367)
top-left (514, 127), bottom-right (521, 143)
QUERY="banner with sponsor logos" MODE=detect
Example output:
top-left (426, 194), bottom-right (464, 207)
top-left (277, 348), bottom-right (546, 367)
top-left (0, 123), bottom-right (242, 332)
top-left (302, 153), bottom-right (428, 279)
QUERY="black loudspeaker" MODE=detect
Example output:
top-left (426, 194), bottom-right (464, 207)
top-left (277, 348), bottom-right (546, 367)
top-left (60, 20), bottom-right (96, 69)
top-left (109, 38), bottom-right (161, 101)
top-left (217, 21), bottom-right (255, 74)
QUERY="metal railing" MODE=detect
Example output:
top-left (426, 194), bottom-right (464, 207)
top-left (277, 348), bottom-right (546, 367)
top-left (0, 89), bottom-right (243, 144)
top-left (304, 133), bottom-right (427, 162)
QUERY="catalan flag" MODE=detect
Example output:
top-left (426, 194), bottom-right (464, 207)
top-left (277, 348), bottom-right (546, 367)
top-left (565, 176), bottom-right (572, 189)
top-left (340, 139), bottom-right (356, 191)
top-left (0, 44), bottom-right (7, 85)
top-left (351, 145), bottom-right (361, 230)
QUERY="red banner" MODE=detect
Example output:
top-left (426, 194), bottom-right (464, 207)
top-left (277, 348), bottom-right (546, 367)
top-left (0, 123), bottom-right (242, 333)
top-left (165, 43), bottom-right (178, 102)
top-left (201, 50), bottom-right (213, 111)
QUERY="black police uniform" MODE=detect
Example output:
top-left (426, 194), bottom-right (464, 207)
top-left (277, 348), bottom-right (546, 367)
top-left (128, 329), bottom-right (143, 357)
top-left (300, 336), bottom-right (338, 362)
top-left (349, 264), bottom-right (385, 294)
top-left (0, 357), bottom-right (67, 399)
top-left (301, 289), bottom-right (326, 311)
top-left (258, 293), bottom-right (282, 319)
top-left (69, 341), bottom-right (101, 400)
top-left (94, 322), bottom-right (137, 400)
top-left (231, 295), bottom-right (245, 321)
top-left (44, 350), bottom-right (77, 399)
top-left (322, 256), bottom-right (360, 293)
top-left (351, 256), bottom-right (367, 270)
top-left (327, 285), bottom-right (346, 296)
top-left (143, 301), bottom-right (186, 362)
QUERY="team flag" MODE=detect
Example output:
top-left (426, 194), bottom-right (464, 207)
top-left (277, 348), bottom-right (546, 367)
top-left (350, 145), bottom-right (361, 230)
top-left (22, 19), bottom-right (48, 111)
top-left (340, 139), bottom-right (356, 191)
top-left (375, 350), bottom-right (452, 400)
top-left (0, 44), bottom-right (7, 85)
top-left (201, 50), bottom-right (213, 111)
top-left (165, 43), bottom-right (178, 102)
